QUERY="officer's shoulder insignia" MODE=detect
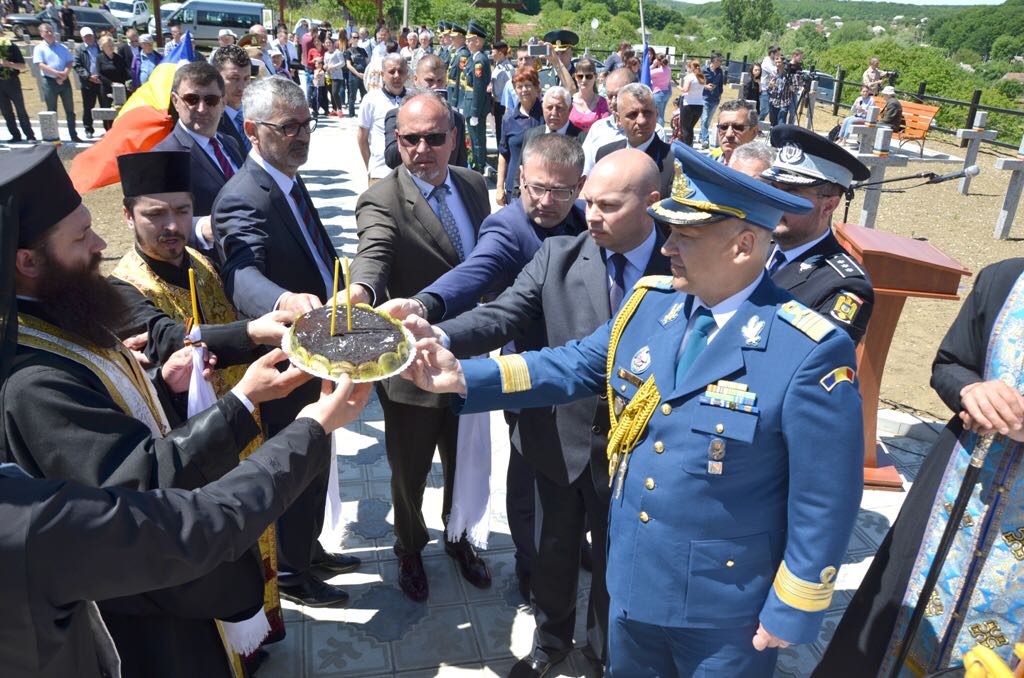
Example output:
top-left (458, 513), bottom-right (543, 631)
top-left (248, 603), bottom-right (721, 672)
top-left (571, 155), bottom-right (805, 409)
top-left (634, 275), bottom-right (673, 291)
top-left (830, 291), bottom-right (863, 325)
top-left (825, 253), bottom-right (866, 279)
top-left (820, 366), bottom-right (855, 392)
top-left (659, 302), bottom-right (684, 326)
top-left (777, 300), bottom-right (836, 343)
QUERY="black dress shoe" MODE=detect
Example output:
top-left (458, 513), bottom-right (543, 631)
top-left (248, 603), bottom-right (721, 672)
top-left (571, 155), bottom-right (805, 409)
top-left (508, 655), bottom-right (558, 678)
top-left (312, 551), bottom-right (361, 574)
top-left (398, 553), bottom-right (429, 602)
top-left (446, 542), bottom-right (492, 589)
top-left (580, 539), bottom-right (593, 573)
top-left (69, 135), bottom-right (83, 142)
top-left (278, 572), bottom-right (350, 607)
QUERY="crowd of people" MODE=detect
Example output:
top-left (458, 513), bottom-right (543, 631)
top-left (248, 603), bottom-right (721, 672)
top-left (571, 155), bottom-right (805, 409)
top-left (0, 14), bottom-right (1018, 678)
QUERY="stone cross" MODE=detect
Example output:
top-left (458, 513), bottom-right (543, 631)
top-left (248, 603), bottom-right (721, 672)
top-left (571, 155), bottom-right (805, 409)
top-left (992, 134), bottom-right (1024, 240)
top-left (955, 111), bottom-right (998, 195)
top-left (850, 106), bottom-right (881, 155)
top-left (38, 111), bottom-right (60, 144)
top-left (856, 126), bottom-right (908, 229)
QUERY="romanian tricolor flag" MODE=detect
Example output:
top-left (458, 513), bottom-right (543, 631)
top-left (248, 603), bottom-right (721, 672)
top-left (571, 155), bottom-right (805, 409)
top-left (70, 34), bottom-right (197, 193)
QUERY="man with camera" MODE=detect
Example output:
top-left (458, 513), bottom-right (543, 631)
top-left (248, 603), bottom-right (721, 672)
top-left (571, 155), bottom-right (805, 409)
top-left (861, 57), bottom-right (895, 95)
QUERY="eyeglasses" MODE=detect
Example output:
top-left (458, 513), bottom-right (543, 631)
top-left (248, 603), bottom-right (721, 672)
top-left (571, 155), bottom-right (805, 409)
top-left (177, 92), bottom-right (222, 108)
top-left (717, 122), bottom-right (751, 133)
top-left (256, 118), bottom-right (317, 137)
top-left (398, 132), bottom-right (448, 147)
top-left (575, 73), bottom-right (595, 81)
top-left (522, 183), bottom-right (576, 202)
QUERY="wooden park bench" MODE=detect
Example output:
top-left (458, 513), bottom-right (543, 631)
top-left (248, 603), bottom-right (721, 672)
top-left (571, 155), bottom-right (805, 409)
top-left (873, 95), bottom-right (940, 157)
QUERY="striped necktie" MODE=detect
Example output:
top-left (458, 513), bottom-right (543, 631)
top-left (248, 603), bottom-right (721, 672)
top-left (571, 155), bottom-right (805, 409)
top-left (429, 184), bottom-right (466, 261)
top-left (766, 248), bottom-right (787, 275)
top-left (233, 110), bottom-right (251, 152)
top-left (289, 181), bottom-right (332, 265)
top-left (209, 137), bottom-right (235, 179)
top-left (608, 252), bottom-right (628, 312)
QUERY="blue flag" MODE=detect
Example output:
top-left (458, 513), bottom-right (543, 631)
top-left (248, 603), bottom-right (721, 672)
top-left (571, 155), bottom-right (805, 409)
top-left (164, 31), bottom-right (196, 64)
top-left (640, 40), bottom-right (651, 87)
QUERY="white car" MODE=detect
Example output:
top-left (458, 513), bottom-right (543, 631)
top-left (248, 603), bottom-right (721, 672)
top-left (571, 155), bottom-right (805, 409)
top-left (148, 2), bottom-right (180, 37)
top-left (108, 0), bottom-right (150, 32)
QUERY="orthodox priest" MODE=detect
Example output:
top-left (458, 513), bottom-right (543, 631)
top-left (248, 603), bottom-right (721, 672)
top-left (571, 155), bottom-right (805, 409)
top-left (106, 150), bottom-right (290, 668)
top-left (0, 147), bottom-right (373, 678)
top-left (0, 145), bottom-right (312, 678)
top-left (814, 257), bottom-right (1024, 677)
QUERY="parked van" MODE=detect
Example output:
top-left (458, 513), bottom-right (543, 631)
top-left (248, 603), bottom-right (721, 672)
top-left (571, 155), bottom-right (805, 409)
top-left (107, 0), bottom-right (151, 32)
top-left (164, 0), bottom-right (263, 48)
top-left (147, 2), bottom-right (180, 37)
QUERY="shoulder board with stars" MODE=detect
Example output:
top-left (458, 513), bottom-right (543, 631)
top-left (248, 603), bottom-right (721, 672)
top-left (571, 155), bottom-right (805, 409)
top-left (633, 275), bottom-right (674, 291)
top-left (777, 300), bottom-right (836, 343)
top-left (826, 253), bottom-right (866, 279)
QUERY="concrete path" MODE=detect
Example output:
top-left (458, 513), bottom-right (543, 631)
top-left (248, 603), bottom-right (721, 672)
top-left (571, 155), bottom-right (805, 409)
top-left (260, 112), bottom-right (931, 678)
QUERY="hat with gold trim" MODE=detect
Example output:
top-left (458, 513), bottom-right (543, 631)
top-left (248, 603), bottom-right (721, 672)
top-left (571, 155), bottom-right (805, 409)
top-left (437, 21), bottom-right (450, 36)
top-left (466, 20), bottom-right (488, 40)
top-left (543, 29), bottom-right (578, 51)
top-left (648, 141), bottom-right (813, 229)
top-left (448, 23), bottom-right (466, 37)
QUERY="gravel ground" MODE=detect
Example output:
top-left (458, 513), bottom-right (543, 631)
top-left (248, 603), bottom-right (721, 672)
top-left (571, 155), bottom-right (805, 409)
top-left (10, 39), bottom-right (1020, 420)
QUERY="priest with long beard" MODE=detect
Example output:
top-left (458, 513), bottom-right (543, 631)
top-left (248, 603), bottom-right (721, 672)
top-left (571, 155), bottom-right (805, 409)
top-left (0, 145), bottom-right (313, 678)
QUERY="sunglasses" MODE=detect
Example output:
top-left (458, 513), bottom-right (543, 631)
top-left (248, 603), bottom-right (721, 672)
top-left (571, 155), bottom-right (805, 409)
top-left (397, 132), bottom-right (448, 147)
top-left (575, 73), bottom-right (595, 81)
top-left (717, 122), bottom-right (750, 133)
top-left (177, 92), bottom-right (222, 107)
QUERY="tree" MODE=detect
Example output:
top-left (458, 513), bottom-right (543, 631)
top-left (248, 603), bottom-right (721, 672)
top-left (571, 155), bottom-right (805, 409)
top-left (721, 0), bottom-right (779, 42)
top-left (991, 35), bottom-right (1024, 62)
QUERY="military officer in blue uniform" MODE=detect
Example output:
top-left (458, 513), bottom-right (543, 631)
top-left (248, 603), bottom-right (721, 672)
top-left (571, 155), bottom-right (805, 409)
top-left (446, 23), bottom-right (471, 110)
top-left (461, 21), bottom-right (492, 174)
top-left (762, 125), bottom-right (875, 343)
top-left (402, 141), bottom-right (866, 676)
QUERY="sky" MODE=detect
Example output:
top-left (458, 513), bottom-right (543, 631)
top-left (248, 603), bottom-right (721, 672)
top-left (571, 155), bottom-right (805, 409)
top-left (673, 0), bottom-right (1004, 4)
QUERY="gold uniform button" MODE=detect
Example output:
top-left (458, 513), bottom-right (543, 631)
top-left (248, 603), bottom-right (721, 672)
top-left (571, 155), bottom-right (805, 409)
top-left (639, 511), bottom-right (650, 523)
top-left (661, 403), bottom-right (672, 415)
top-left (653, 441), bottom-right (665, 453)
top-left (715, 423), bottom-right (725, 434)
top-left (726, 560), bottom-right (735, 568)
top-left (644, 477), bottom-right (655, 490)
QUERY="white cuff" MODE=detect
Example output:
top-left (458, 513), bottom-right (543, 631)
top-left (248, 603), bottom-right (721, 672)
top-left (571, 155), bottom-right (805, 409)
top-left (230, 386), bottom-right (256, 413)
top-left (193, 218), bottom-right (214, 249)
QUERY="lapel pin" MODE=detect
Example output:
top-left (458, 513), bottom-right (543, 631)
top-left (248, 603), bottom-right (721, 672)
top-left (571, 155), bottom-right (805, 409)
top-left (741, 315), bottom-right (765, 346)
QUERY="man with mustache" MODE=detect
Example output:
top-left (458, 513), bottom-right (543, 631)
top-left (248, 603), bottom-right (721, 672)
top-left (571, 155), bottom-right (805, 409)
top-left (0, 145), bottom-right (317, 678)
top-left (214, 75), bottom-right (360, 609)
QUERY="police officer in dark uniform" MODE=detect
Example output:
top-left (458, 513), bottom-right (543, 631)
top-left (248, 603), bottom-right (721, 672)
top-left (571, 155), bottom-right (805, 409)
top-left (461, 21), bottom-right (491, 174)
top-left (446, 23), bottom-right (470, 110)
top-left (538, 29), bottom-right (577, 96)
top-left (761, 125), bottom-right (875, 343)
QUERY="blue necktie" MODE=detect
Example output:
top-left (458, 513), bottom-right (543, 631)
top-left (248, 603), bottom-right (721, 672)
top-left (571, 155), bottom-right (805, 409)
top-left (676, 307), bottom-right (715, 386)
top-left (766, 248), bottom-right (787, 275)
top-left (430, 185), bottom-right (466, 261)
top-left (608, 252), bottom-right (627, 312)
top-left (233, 110), bottom-right (251, 153)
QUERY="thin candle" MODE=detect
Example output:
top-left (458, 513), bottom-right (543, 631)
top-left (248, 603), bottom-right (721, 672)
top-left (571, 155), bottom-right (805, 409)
top-left (344, 256), bottom-right (352, 332)
top-left (330, 257), bottom-right (340, 337)
top-left (188, 268), bottom-right (200, 328)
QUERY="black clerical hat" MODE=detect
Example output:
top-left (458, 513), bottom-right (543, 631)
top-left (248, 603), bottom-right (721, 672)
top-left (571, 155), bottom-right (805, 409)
top-left (466, 20), bottom-right (487, 40)
top-left (544, 29), bottom-right (578, 51)
top-left (118, 151), bottom-right (192, 198)
top-left (0, 146), bottom-right (82, 248)
top-left (762, 125), bottom-right (870, 189)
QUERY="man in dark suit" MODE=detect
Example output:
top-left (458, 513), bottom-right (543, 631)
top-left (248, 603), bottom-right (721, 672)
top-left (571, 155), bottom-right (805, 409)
top-left (347, 91), bottom-right (492, 602)
top-left (117, 28), bottom-right (140, 76)
top-left (521, 85), bottom-right (585, 149)
top-left (595, 83), bottom-right (673, 201)
top-left (211, 45), bottom-right (252, 155)
top-left (73, 27), bottom-right (103, 139)
top-left (383, 54), bottom-right (467, 170)
top-left (416, 149), bottom-right (670, 677)
top-left (154, 62), bottom-right (243, 255)
top-left (213, 76), bottom-right (360, 608)
top-left (380, 133), bottom-right (589, 604)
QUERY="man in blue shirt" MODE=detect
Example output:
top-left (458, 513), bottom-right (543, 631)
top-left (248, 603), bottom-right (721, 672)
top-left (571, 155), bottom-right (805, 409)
top-left (32, 22), bottom-right (80, 142)
top-left (698, 52), bottom-right (725, 149)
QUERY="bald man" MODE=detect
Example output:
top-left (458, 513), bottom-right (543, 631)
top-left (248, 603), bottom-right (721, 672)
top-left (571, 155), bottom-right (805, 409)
top-left (407, 149), bottom-right (672, 675)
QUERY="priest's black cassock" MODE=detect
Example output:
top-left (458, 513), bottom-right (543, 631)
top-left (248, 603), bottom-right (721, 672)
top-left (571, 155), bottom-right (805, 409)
top-left (812, 257), bottom-right (1024, 677)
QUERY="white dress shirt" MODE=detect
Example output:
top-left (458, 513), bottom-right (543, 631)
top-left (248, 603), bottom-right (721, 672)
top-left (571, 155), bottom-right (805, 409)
top-left (407, 168), bottom-right (478, 257)
top-left (358, 87), bottom-right (403, 178)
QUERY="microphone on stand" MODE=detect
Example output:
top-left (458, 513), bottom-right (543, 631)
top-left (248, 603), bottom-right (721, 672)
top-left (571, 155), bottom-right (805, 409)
top-left (925, 165), bottom-right (980, 184)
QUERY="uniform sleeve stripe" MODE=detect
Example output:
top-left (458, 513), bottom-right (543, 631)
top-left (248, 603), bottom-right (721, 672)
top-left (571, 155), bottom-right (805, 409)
top-left (495, 354), bottom-right (531, 393)
top-left (772, 561), bottom-right (835, 612)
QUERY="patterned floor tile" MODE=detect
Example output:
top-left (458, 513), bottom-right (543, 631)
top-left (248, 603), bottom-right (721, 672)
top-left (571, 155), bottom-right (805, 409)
top-left (467, 598), bottom-right (534, 660)
top-left (380, 553), bottom-right (466, 607)
top-left (260, 618), bottom-right (306, 678)
top-left (350, 498), bottom-right (397, 540)
top-left (390, 605), bottom-right (482, 672)
top-left (306, 621), bottom-right (392, 677)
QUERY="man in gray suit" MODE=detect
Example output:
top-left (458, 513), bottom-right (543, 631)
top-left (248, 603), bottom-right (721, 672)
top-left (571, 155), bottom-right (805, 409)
top-left (346, 91), bottom-right (492, 602)
top-left (213, 75), bottom-right (360, 608)
top-left (408, 149), bottom-right (670, 677)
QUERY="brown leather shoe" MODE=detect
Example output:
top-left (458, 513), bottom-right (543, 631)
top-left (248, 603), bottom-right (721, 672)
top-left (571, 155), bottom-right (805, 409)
top-left (398, 553), bottom-right (429, 602)
top-left (445, 542), bottom-right (492, 589)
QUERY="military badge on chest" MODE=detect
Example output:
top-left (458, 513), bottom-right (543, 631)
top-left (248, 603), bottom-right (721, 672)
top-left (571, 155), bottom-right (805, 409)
top-left (630, 346), bottom-right (651, 374)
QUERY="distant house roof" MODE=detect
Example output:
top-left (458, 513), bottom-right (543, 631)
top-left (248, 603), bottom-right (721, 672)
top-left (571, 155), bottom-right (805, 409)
top-left (1004, 72), bottom-right (1024, 83)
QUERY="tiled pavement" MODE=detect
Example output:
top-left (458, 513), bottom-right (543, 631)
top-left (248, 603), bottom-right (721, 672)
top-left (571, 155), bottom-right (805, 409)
top-left (257, 114), bottom-right (937, 677)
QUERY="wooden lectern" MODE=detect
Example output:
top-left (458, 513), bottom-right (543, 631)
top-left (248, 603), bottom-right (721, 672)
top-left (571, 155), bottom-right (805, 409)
top-left (834, 223), bottom-right (971, 490)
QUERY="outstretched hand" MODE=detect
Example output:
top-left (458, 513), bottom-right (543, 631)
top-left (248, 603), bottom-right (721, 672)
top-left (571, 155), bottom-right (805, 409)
top-left (297, 377), bottom-right (373, 433)
top-left (400, 337), bottom-right (466, 396)
top-left (402, 314), bottom-right (443, 342)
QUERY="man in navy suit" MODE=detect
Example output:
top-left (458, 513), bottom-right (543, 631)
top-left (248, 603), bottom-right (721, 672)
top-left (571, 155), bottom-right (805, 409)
top-left (154, 62), bottom-right (243, 254)
top-left (213, 76), bottom-right (361, 608)
top-left (211, 45), bottom-right (252, 155)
